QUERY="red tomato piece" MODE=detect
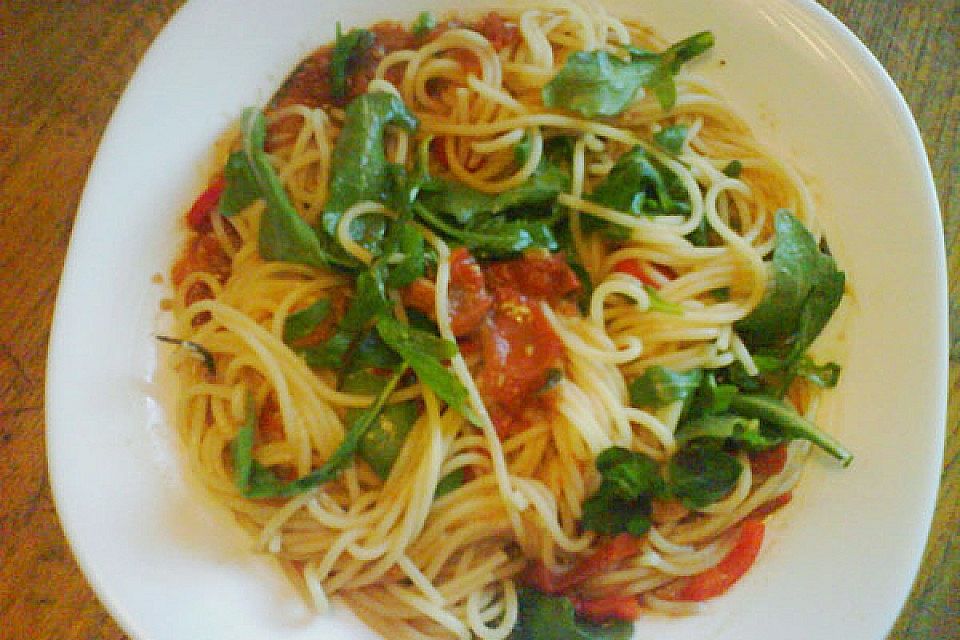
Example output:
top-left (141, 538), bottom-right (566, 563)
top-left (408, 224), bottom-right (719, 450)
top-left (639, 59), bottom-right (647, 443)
top-left (402, 278), bottom-right (438, 320)
top-left (525, 533), bottom-right (643, 595)
top-left (449, 248), bottom-right (493, 336)
top-left (672, 520), bottom-right (765, 601)
top-left (750, 443), bottom-right (789, 476)
top-left (401, 249), bottom-right (492, 337)
top-left (749, 491), bottom-right (793, 520)
top-left (571, 594), bottom-right (641, 623)
top-left (479, 287), bottom-right (564, 410)
top-left (484, 253), bottom-right (581, 301)
top-left (186, 174), bottom-right (225, 232)
top-left (612, 258), bottom-right (674, 289)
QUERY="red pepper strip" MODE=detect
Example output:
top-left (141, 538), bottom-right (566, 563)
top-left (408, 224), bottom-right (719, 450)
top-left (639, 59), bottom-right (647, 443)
top-left (750, 443), bottom-right (789, 476)
top-left (525, 533), bottom-right (643, 595)
top-left (672, 520), bottom-right (765, 602)
top-left (749, 491), bottom-right (793, 520)
top-left (612, 258), bottom-right (674, 289)
top-left (571, 594), bottom-right (641, 623)
top-left (187, 174), bottom-right (226, 232)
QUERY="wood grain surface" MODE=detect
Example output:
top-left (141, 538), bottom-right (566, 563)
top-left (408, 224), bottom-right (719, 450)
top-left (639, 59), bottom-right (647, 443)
top-left (0, 1), bottom-right (956, 639)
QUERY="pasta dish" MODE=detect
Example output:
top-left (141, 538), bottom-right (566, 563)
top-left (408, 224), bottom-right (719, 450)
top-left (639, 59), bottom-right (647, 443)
top-left (161, 3), bottom-right (850, 638)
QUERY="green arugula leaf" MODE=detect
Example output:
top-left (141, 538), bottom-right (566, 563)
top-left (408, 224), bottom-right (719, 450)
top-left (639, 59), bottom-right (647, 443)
top-left (231, 394), bottom-right (300, 499)
top-left (668, 441), bottom-right (742, 510)
top-left (542, 31), bottom-right (713, 117)
top-left (554, 220), bottom-right (594, 313)
top-left (300, 330), bottom-right (353, 369)
top-left (299, 327), bottom-right (402, 373)
top-left (411, 11), bottom-right (436, 37)
top-left (513, 133), bottom-right (532, 164)
top-left (340, 265), bottom-right (392, 329)
top-left (596, 447), bottom-right (667, 500)
top-left (635, 31), bottom-right (714, 110)
top-left (795, 358), bottom-right (841, 388)
top-left (383, 223), bottom-right (427, 288)
top-left (511, 588), bottom-right (634, 640)
top-left (735, 210), bottom-right (845, 363)
top-left (230, 108), bottom-right (346, 269)
top-left (219, 151), bottom-right (260, 216)
top-left (418, 162), bottom-right (569, 224)
top-left (543, 135), bottom-right (576, 169)
top-left (331, 23), bottom-right (375, 99)
top-left (653, 124), bottom-right (689, 154)
top-left (542, 50), bottom-right (658, 118)
top-left (590, 146), bottom-right (689, 217)
top-left (348, 330), bottom-right (405, 374)
top-left (493, 162), bottom-right (570, 211)
top-left (729, 393), bottom-right (853, 466)
top-left (282, 299), bottom-right (331, 344)
top-left (434, 468), bottom-right (465, 498)
top-left (581, 447), bottom-right (666, 537)
top-left (645, 285), bottom-right (683, 315)
top-left (231, 394), bottom-right (258, 492)
top-left (713, 349), bottom-right (842, 400)
top-left (374, 314), bottom-right (480, 425)
top-left (355, 400), bottom-right (420, 479)
top-left (581, 482), bottom-right (654, 537)
top-left (722, 159), bottom-right (743, 178)
top-left (686, 371), bottom-right (737, 417)
top-left (411, 153), bottom-right (567, 257)
top-left (233, 368), bottom-right (408, 499)
top-left (629, 366), bottom-right (703, 409)
top-left (674, 414), bottom-right (783, 452)
top-left (320, 92), bottom-right (418, 256)
top-left (413, 202), bottom-right (557, 256)
top-left (710, 287), bottom-right (731, 301)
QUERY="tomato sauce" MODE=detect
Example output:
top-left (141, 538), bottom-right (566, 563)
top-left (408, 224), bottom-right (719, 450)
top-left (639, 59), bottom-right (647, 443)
top-left (271, 22), bottom-right (416, 112)
top-left (266, 13), bottom-right (521, 145)
top-left (473, 12), bottom-right (522, 51)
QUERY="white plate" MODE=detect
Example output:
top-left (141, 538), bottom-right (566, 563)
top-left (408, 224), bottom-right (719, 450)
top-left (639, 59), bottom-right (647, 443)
top-left (46, 1), bottom-right (947, 639)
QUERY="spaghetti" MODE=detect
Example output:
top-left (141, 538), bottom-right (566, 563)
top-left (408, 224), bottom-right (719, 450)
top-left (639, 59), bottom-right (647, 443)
top-left (162, 3), bottom-right (850, 639)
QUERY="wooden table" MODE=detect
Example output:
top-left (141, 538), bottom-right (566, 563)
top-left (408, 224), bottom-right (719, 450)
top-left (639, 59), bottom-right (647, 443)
top-left (0, 1), bottom-right (955, 638)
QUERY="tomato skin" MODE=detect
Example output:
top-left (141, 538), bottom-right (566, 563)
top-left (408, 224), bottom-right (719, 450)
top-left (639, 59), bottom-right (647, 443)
top-left (525, 533), bottom-right (643, 595)
top-left (672, 520), bottom-right (765, 601)
top-left (484, 253), bottom-right (581, 301)
top-left (186, 175), bottom-right (225, 232)
top-left (571, 594), bottom-right (641, 623)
